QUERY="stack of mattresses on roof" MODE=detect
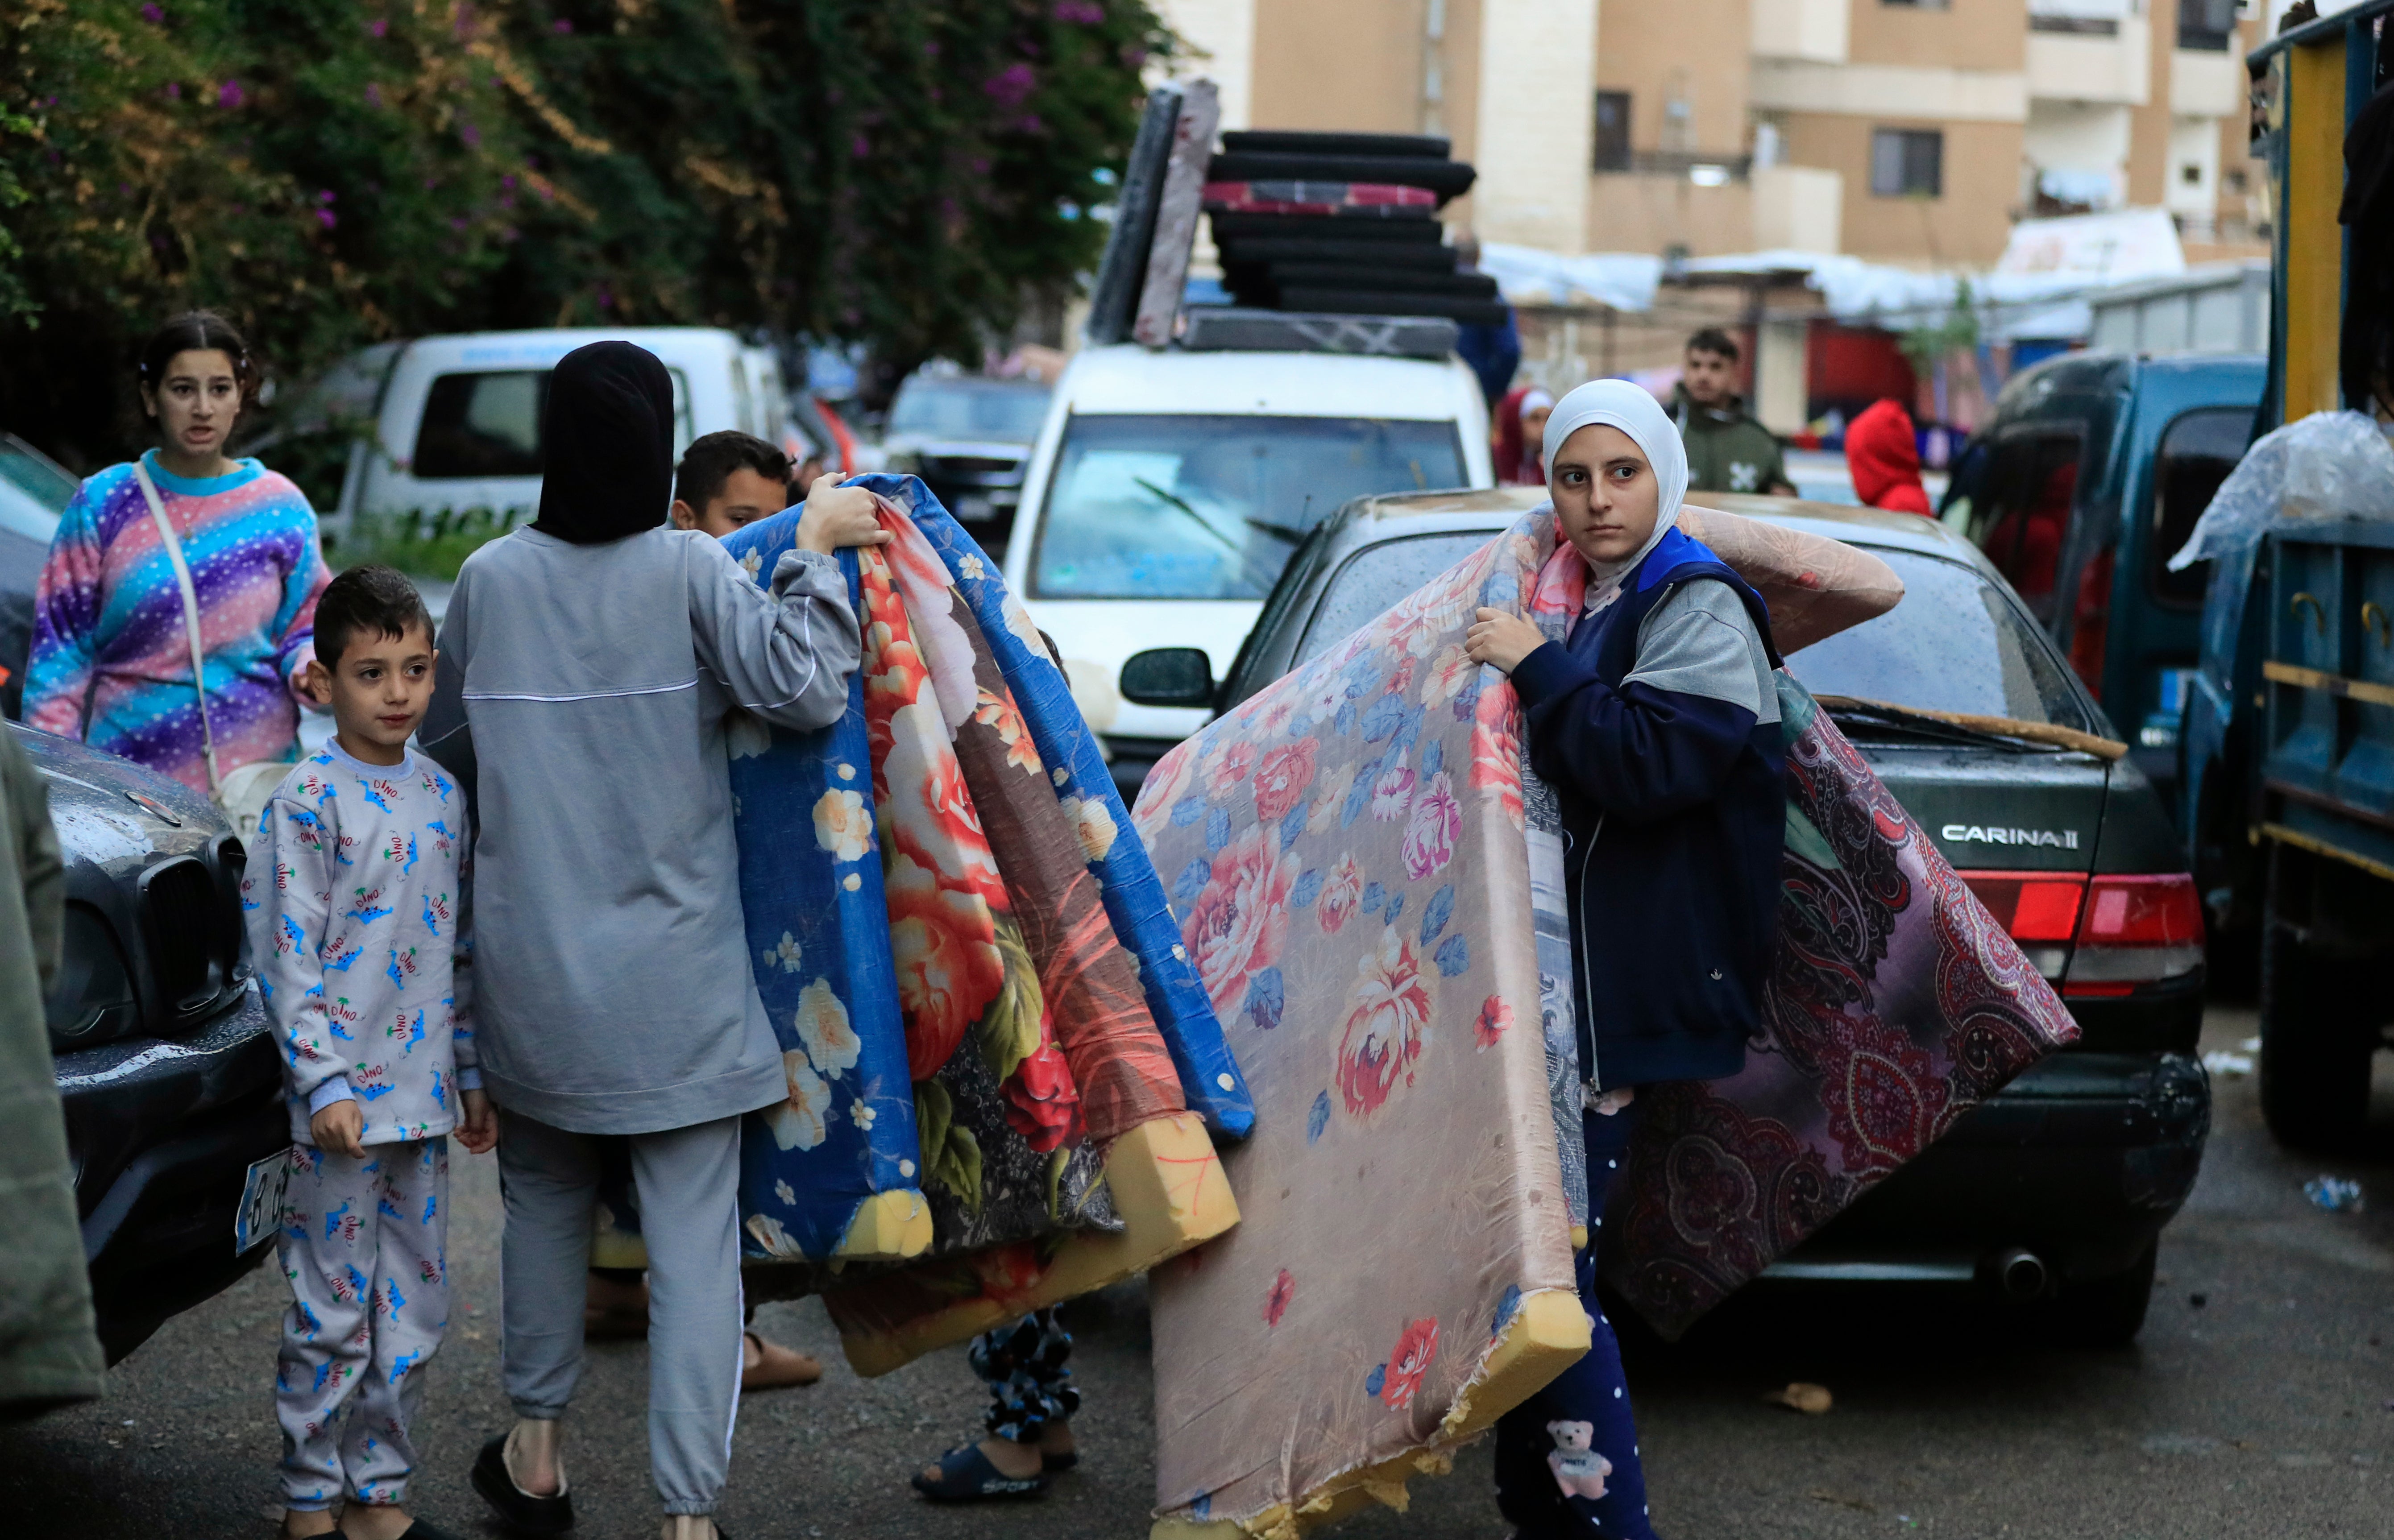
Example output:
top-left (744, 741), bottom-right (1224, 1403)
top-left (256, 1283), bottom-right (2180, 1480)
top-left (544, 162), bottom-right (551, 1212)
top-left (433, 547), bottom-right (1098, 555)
top-left (1204, 131), bottom-right (1505, 327)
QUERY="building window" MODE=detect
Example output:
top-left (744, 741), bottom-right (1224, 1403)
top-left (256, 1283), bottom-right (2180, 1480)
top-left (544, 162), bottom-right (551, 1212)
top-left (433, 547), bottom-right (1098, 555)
top-left (2178, 0), bottom-right (2238, 50)
top-left (1593, 90), bottom-right (1632, 172)
top-left (1871, 128), bottom-right (1943, 197)
top-left (2180, 162), bottom-right (2203, 186)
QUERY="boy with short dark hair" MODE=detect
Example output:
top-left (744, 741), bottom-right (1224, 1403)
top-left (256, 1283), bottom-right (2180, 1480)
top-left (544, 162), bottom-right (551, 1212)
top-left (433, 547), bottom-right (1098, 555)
top-left (671, 430), bottom-right (792, 538)
top-left (245, 563), bottom-right (493, 1540)
top-left (1672, 327), bottom-right (1795, 497)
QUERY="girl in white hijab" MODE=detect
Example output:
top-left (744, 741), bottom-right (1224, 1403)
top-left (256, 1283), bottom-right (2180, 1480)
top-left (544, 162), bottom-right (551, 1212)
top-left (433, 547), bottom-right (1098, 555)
top-left (1462, 378), bottom-right (1786, 1540)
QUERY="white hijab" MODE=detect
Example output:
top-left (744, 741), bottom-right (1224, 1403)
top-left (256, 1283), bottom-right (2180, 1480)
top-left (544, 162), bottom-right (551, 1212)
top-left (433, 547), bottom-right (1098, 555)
top-left (1541, 379), bottom-right (1691, 609)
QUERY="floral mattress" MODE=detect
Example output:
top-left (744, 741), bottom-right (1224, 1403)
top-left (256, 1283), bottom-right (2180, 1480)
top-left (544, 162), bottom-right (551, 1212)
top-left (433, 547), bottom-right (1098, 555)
top-left (1133, 505), bottom-right (2077, 1536)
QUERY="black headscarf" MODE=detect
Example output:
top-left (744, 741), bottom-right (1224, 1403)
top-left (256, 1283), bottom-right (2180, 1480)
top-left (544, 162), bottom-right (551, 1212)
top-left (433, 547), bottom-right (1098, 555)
top-left (533, 341), bottom-right (675, 544)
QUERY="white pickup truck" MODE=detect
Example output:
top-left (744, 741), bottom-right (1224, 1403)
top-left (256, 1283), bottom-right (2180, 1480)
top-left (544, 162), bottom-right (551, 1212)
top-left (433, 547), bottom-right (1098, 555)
top-left (996, 337), bottom-right (1491, 797)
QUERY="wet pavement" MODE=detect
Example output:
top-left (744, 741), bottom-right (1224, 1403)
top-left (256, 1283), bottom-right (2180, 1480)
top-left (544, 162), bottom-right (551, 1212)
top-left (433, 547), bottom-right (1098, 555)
top-left (9, 1003), bottom-right (2392, 1538)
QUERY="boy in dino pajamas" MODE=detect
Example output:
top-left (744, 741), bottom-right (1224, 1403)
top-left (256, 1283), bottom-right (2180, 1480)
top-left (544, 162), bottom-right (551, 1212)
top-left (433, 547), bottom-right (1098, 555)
top-left (244, 564), bottom-right (496, 1540)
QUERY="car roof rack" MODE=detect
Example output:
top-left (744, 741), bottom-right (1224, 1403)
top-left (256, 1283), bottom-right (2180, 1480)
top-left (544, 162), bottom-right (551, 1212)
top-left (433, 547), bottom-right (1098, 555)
top-left (1178, 308), bottom-right (1460, 360)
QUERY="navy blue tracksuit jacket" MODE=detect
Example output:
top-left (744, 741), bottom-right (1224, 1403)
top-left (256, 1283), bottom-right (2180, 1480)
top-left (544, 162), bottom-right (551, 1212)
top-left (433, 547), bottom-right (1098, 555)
top-left (1508, 526), bottom-right (1786, 1089)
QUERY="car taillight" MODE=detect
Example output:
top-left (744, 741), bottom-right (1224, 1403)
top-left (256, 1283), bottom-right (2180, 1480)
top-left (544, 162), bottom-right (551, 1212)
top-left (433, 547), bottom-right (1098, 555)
top-left (2061, 873), bottom-right (2205, 996)
top-left (1957, 871), bottom-right (2085, 980)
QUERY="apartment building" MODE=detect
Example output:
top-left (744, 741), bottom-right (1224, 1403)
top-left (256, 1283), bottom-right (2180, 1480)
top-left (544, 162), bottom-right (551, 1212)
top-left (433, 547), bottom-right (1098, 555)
top-left (1155, 0), bottom-right (2262, 267)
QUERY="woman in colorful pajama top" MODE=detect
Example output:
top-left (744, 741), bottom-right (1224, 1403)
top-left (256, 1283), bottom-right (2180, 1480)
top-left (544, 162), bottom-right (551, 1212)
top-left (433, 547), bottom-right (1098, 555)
top-left (23, 311), bottom-right (331, 788)
top-left (1464, 380), bottom-right (1787, 1540)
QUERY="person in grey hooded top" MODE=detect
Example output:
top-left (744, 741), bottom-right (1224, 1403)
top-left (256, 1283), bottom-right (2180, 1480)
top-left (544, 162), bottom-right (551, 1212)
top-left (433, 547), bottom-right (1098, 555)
top-left (420, 341), bottom-right (887, 1540)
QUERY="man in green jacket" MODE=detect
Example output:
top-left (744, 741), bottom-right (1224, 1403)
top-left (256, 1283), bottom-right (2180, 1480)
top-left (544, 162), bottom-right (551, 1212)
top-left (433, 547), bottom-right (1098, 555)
top-left (1673, 327), bottom-right (1797, 497)
top-left (0, 725), bottom-right (106, 1419)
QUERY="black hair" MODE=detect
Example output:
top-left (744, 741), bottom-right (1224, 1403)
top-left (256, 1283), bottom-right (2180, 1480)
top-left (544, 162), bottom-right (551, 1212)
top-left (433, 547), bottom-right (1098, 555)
top-left (138, 310), bottom-right (256, 401)
top-left (673, 430), bottom-right (792, 516)
top-left (1685, 327), bottom-right (1740, 364)
top-left (314, 564), bottom-right (434, 672)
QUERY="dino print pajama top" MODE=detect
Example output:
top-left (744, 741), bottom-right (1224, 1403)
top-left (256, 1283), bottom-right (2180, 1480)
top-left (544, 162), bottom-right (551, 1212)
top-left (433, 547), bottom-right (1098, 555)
top-left (243, 741), bottom-right (481, 1145)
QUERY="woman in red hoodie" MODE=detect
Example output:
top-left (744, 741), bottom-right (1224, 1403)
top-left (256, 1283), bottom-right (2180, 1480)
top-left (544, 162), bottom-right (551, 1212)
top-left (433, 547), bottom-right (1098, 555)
top-left (1845, 398), bottom-right (1933, 516)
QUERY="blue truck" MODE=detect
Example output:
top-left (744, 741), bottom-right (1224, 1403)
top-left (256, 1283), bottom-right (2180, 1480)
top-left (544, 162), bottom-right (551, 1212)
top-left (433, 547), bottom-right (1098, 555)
top-left (2187, 2), bottom-right (2394, 1150)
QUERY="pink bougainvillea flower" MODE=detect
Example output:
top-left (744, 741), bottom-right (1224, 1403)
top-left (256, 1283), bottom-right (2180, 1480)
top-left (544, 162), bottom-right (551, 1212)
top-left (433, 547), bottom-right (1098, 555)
top-left (1370, 764), bottom-right (1415, 823)
top-left (217, 79), bottom-right (244, 108)
top-left (1473, 995), bottom-right (1513, 1052)
top-left (1316, 853), bottom-right (1361, 935)
top-left (1401, 770), bottom-right (1460, 879)
top-left (1381, 1316), bottom-right (1440, 1410)
top-left (1181, 824), bottom-right (1299, 1017)
top-left (1250, 737), bottom-right (1318, 824)
top-left (1335, 930), bottom-right (1433, 1118)
top-left (1263, 1268), bottom-right (1295, 1327)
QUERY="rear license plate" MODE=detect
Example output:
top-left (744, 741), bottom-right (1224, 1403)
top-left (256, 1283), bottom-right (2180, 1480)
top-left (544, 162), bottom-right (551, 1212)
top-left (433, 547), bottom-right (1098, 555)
top-left (234, 1148), bottom-right (293, 1254)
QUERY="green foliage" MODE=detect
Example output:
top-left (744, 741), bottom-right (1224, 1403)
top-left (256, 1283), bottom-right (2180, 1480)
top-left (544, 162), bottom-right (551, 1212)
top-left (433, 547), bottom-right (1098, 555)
top-left (1, 0), bottom-right (1171, 469)
top-left (340, 505), bottom-right (524, 580)
top-left (1900, 278), bottom-right (1981, 369)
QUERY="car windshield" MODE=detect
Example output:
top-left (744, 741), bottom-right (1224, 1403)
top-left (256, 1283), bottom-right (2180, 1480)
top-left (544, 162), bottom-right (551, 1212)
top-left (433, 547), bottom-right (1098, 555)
top-left (1033, 415), bottom-right (1467, 601)
top-left (1786, 550), bottom-right (2092, 730)
top-left (888, 379), bottom-right (1050, 444)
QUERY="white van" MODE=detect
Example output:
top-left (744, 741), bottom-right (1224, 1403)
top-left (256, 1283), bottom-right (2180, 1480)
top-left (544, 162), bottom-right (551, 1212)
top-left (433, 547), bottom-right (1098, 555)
top-left (999, 340), bottom-right (1492, 795)
top-left (321, 327), bottom-right (792, 542)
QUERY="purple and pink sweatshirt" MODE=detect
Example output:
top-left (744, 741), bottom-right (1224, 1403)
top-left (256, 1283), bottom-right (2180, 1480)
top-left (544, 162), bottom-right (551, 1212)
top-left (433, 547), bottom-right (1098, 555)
top-left (24, 451), bottom-right (331, 794)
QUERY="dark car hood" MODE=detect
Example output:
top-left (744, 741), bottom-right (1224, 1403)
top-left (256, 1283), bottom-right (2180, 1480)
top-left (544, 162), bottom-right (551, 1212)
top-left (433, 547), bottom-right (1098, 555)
top-left (8, 722), bottom-right (230, 873)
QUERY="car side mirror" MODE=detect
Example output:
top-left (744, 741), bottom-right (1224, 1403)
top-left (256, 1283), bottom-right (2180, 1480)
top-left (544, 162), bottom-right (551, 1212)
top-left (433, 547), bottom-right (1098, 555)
top-left (1119, 647), bottom-right (1216, 708)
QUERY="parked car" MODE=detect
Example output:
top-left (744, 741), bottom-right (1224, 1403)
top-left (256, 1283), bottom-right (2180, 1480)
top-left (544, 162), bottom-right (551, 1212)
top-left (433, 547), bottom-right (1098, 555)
top-left (22, 720), bottom-right (282, 1363)
top-left (288, 327), bottom-right (797, 547)
top-left (1942, 350), bottom-right (2263, 807)
top-left (877, 369), bottom-right (1052, 551)
top-left (0, 433), bottom-right (78, 719)
top-left (1004, 337), bottom-right (1492, 798)
top-left (1131, 486), bottom-right (2207, 1343)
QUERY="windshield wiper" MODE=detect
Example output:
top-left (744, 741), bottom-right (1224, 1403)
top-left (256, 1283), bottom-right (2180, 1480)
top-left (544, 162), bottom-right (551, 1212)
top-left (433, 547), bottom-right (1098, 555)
top-left (1242, 517), bottom-right (1307, 544)
top-left (1133, 477), bottom-right (1282, 590)
top-left (1816, 698), bottom-right (2062, 754)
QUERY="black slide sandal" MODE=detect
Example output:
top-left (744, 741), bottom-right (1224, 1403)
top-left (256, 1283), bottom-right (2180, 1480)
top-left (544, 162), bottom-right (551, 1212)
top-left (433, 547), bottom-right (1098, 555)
top-left (471, 1434), bottom-right (576, 1535)
top-left (910, 1444), bottom-right (1050, 1502)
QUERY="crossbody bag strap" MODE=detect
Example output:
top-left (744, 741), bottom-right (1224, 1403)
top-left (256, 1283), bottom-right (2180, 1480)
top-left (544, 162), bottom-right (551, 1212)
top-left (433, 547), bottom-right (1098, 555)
top-left (131, 459), bottom-right (223, 797)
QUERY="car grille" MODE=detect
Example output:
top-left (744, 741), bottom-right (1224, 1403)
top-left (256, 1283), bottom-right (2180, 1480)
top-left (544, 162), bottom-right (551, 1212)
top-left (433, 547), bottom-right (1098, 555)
top-left (140, 856), bottom-right (239, 1023)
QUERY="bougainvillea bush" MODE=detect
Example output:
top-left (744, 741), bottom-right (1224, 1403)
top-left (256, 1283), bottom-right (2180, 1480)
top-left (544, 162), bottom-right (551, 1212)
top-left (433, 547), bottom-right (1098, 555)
top-left (0, 0), bottom-right (1171, 467)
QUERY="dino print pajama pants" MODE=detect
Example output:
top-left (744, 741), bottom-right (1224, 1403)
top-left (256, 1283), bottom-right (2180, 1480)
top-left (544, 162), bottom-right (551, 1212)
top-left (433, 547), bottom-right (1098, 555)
top-left (273, 1138), bottom-right (451, 1511)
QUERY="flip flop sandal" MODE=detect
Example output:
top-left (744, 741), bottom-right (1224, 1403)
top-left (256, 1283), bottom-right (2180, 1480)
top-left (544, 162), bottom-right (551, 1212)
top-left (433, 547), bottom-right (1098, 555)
top-left (381, 1522), bottom-right (470, 1540)
top-left (1042, 1449), bottom-right (1080, 1473)
top-left (739, 1331), bottom-right (823, 1392)
top-left (910, 1444), bottom-right (1051, 1502)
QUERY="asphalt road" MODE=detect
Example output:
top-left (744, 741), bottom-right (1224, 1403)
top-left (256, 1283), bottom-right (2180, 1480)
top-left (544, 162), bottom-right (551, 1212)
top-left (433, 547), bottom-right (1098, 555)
top-left (10, 1003), bottom-right (2393, 1539)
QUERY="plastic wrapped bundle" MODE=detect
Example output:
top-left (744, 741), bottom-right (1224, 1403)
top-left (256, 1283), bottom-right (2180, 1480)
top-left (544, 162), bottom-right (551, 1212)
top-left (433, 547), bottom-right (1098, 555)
top-left (1137, 507), bottom-right (2075, 1536)
top-left (717, 476), bottom-right (1252, 1374)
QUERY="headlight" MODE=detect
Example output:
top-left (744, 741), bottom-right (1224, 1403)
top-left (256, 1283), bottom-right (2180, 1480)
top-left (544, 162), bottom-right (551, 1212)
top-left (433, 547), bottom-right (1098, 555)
top-left (46, 903), bottom-right (139, 1048)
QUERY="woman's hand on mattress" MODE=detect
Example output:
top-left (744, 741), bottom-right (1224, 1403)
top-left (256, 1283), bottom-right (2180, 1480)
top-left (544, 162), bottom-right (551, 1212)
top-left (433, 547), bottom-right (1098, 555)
top-left (795, 474), bottom-right (893, 555)
top-left (1466, 608), bottom-right (1545, 674)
